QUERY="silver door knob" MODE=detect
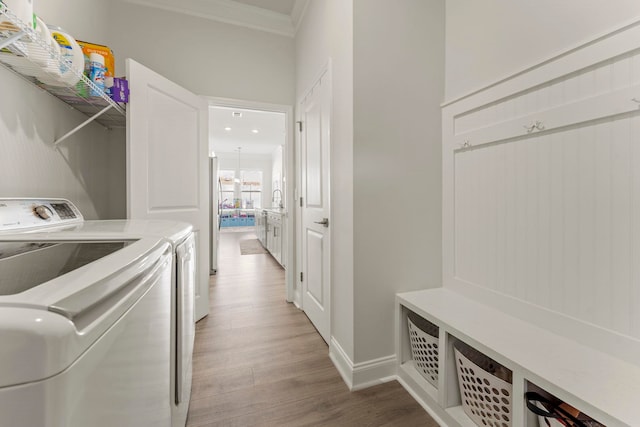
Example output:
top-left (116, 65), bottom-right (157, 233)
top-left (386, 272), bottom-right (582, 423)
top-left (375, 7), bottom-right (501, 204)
top-left (314, 218), bottom-right (329, 227)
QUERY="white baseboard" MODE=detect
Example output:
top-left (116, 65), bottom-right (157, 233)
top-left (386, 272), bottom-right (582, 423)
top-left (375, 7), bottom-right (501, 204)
top-left (329, 337), bottom-right (397, 391)
top-left (329, 338), bottom-right (449, 424)
top-left (329, 337), bottom-right (354, 389)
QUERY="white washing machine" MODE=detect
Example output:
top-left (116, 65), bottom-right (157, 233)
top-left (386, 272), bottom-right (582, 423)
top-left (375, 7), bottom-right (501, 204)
top-left (0, 228), bottom-right (173, 426)
top-left (0, 198), bottom-right (196, 427)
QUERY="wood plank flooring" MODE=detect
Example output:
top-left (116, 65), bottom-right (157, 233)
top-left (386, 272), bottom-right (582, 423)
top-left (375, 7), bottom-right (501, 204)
top-left (187, 229), bottom-right (438, 427)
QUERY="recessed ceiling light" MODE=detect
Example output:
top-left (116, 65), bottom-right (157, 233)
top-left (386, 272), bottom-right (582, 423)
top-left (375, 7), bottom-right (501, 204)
top-left (232, 112), bottom-right (242, 118)
top-left (252, 129), bottom-right (259, 134)
top-left (224, 127), bottom-right (231, 131)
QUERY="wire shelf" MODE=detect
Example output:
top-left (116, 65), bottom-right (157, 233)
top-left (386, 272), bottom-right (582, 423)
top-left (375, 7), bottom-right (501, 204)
top-left (0, 4), bottom-right (125, 137)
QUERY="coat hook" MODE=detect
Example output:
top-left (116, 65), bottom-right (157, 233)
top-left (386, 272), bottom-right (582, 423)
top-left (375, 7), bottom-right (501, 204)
top-left (462, 140), bottom-right (471, 148)
top-left (524, 121), bottom-right (545, 133)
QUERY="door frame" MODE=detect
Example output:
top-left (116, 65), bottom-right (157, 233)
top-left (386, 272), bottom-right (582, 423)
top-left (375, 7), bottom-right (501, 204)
top-left (205, 96), bottom-right (295, 303)
top-left (296, 61), bottom-right (332, 317)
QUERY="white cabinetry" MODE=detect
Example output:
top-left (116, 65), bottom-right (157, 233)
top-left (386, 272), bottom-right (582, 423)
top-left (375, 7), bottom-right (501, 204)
top-left (281, 215), bottom-right (287, 268)
top-left (267, 211), bottom-right (283, 266)
top-left (255, 210), bottom-right (266, 246)
top-left (257, 209), bottom-right (285, 268)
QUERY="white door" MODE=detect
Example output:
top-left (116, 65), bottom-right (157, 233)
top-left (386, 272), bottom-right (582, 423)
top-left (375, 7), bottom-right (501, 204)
top-left (209, 156), bottom-right (219, 274)
top-left (300, 70), bottom-right (331, 343)
top-left (126, 59), bottom-right (210, 321)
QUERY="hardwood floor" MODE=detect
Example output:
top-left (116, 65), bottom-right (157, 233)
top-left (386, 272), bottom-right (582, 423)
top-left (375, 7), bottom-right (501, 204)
top-left (187, 229), bottom-right (437, 427)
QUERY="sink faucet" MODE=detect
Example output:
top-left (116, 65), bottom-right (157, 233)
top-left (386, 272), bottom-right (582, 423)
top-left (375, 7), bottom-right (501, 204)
top-left (272, 189), bottom-right (283, 209)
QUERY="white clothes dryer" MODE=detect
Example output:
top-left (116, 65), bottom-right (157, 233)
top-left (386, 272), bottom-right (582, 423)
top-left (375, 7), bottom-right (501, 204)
top-left (0, 198), bottom-right (196, 427)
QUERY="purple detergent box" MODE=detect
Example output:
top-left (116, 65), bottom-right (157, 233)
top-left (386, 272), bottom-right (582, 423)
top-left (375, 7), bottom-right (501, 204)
top-left (111, 77), bottom-right (129, 103)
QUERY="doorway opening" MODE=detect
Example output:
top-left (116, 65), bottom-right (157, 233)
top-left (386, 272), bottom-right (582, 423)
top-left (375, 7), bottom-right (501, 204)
top-left (207, 99), bottom-right (295, 303)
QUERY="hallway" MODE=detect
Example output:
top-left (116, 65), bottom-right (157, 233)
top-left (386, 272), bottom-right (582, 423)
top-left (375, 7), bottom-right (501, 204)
top-left (186, 230), bottom-right (437, 426)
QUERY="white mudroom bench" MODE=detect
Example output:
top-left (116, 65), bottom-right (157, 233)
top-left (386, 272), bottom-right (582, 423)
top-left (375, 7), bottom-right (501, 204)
top-left (395, 16), bottom-right (640, 427)
top-left (396, 287), bottom-right (640, 427)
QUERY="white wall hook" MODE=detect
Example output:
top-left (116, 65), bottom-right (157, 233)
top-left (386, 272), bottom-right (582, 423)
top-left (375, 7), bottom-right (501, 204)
top-left (462, 140), bottom-right (471, 148)
top-left (524, 121), bottom-right (545, 133)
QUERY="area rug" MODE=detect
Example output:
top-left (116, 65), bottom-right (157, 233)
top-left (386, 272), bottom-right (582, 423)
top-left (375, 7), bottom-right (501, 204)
top-left (239, 238), bottom-right (268, 255)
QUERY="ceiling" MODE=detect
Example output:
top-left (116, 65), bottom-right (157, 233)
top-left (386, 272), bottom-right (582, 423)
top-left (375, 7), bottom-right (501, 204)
top-left (122, 0), bottom-right (308, 37)
top-left (232, 0), bottom-right (297, 16)
top-left (210, 106), bottom-right (286, 155)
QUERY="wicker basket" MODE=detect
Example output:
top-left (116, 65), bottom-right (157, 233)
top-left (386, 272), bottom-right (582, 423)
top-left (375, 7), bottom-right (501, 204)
top-left (454, 341), bottom-right (513, 427)
top-left (407, 311), bottom-right (439, 388)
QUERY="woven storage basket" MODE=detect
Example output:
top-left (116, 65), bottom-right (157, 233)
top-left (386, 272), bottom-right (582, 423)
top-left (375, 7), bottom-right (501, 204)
top-left (454, 341), bottom-right (513, 427)
top-left (407, 311), bottom-right (439, 388)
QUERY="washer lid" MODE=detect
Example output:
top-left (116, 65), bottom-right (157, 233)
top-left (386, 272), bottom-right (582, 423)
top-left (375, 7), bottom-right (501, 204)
top-left (69, 219), bottom-right (193, 245)
top-left (0, 241), bottom-right (130, 296)
top-left (0, 219), bottom-right (193, 246)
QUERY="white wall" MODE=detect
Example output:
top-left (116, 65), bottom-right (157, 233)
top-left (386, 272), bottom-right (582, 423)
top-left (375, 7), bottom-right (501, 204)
top-left (445, 0), bottom-right (640, 101)
top-left (353, 0), bottom-right (445, 363)
top-left (296, 0), bottom-right (355, 359)
top-left (36, 0), bottom-right (110, 44)
top-left (108, 1), bottom-right (296, 106)
top-left (0, 0), bottom-right (125, 219)
top-left (295, 0), bottom-right (445, 370)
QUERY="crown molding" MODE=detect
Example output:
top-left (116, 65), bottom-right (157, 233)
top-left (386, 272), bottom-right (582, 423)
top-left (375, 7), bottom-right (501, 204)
top-left (121, 0), bottom-right (296, 37)
top-left (291, 0), bottom-right (310, 33)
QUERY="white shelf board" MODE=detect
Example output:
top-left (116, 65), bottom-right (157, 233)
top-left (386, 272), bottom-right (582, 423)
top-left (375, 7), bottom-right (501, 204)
top-left (399, 361), bottom-right (439, 402)
top-left (446, 406), bottom-right (477, 427)
top-left (397, 288), bottom-right (640, 426)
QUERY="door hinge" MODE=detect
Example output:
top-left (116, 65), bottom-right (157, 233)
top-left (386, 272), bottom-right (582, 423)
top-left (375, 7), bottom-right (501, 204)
top-left (299, 196), bottom-right (303, 207)
top-left (297, 121), bottom-right (303, 132)
top-left (300, 272), bottom-right (304, 282)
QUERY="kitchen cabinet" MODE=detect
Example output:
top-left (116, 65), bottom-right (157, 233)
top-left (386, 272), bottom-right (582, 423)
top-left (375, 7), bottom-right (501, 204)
top-left (256, 209), bottom-right (285, 268)
top-left (281, 215), bottom-right (287, 268)
top-left (267, 212), bottom-right (282, 265)
top-left (255, 209), bottom-right (266, 246)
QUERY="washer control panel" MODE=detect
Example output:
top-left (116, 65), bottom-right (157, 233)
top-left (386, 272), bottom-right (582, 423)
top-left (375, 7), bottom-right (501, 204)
top-left (0, 198), bottom-right (84, 231)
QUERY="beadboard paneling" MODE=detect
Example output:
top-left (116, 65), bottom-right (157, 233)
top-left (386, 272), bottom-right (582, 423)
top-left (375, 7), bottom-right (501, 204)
top-left (454, 115), bottom-right (640, 337)
top-left (442, 19), bottom-right (640, 363)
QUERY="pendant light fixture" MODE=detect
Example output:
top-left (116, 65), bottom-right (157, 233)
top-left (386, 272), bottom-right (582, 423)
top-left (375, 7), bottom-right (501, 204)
top-left (234, 146), bottom-right (241, 183)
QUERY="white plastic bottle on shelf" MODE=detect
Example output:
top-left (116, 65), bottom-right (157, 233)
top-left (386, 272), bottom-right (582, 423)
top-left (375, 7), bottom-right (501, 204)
top-left (49, 26), bottom-right (83, 87)
top-left (0, 0), bottom-right (34, 29)
top-left (26, 15), bottom-right (51, 67)
top-left (88, 52), bottom-right (105, 96)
